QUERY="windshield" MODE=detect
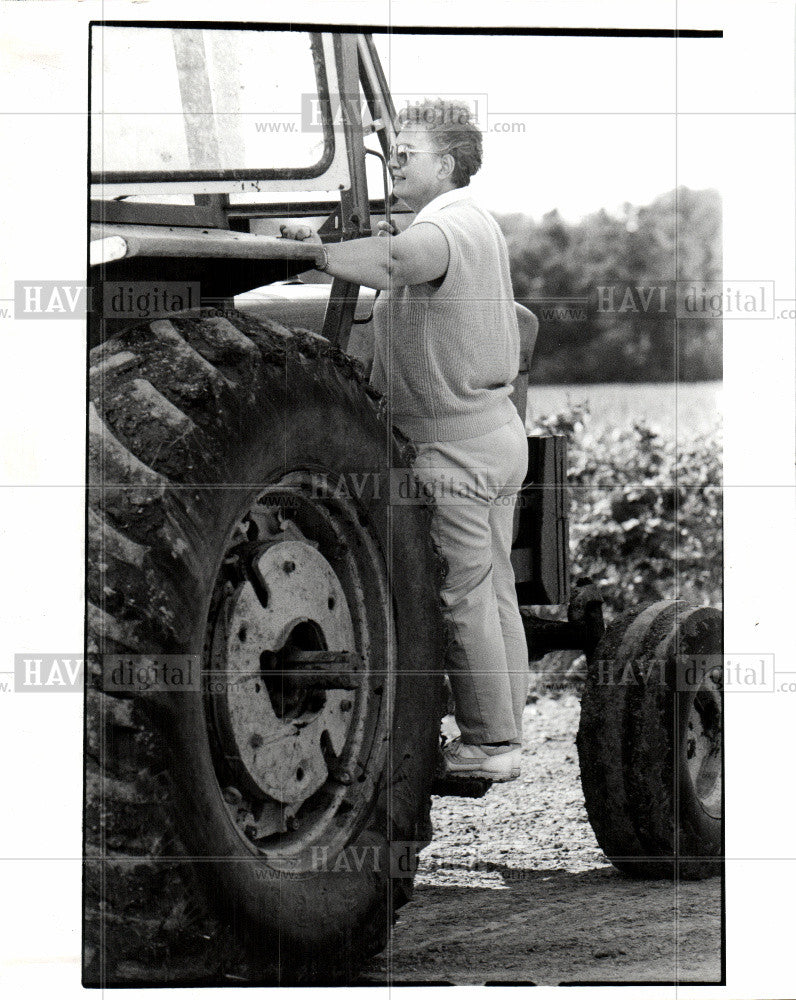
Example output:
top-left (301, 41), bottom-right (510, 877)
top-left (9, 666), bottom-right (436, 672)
top-left (90, 26), bottom-right (334, 182)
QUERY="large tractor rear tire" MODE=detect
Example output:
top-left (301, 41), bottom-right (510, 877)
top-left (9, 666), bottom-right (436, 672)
top-left (577, 600), bottom-right (722, 880)
top-left (84, 310), bottom-right (446, 985)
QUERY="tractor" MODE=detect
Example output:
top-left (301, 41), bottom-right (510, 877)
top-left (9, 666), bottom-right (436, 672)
top-left (85, 22), bottom-right (723, 986)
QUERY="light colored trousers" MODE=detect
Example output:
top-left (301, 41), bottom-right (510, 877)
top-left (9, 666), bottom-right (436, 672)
top-left (412, 412), bottom-right (530, 745)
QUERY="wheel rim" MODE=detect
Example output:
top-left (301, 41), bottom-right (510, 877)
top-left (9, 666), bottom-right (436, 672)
top-left (204, 471), bottom-right (395, 869)
top-left (685, 672), bottom-right (722, 819)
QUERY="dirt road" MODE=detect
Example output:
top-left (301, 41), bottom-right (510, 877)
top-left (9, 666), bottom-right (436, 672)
top-left (360, 696), bottom-right (723, 986)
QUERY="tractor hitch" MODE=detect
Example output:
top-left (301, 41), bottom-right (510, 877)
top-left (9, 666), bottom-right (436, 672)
top-left (520, 577), bottom-right (605, 662)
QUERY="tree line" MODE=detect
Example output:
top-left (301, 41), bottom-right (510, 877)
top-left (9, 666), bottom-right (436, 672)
top-left (495, 187), bottom-right (721, 384)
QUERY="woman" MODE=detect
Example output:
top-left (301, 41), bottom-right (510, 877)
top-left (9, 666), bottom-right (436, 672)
top-left (281, 99), bottom-right (530, 782)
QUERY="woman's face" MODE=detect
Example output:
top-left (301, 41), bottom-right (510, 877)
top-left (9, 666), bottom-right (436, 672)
top-left (388, 126), bottom-right (452, 211)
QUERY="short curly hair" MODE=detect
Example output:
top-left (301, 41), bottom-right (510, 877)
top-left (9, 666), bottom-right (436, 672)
top-left (396, 98), bottom-right (482, 188)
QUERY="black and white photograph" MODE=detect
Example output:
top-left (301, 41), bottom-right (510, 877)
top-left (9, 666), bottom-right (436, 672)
top-left (0, 1), bottom-right (794, 996)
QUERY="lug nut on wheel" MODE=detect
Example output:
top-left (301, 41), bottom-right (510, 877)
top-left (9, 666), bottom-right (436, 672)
top-left (223, 786), bottom-right (243, 806)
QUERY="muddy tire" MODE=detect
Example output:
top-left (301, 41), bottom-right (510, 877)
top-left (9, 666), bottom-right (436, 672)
top-left (576, 600), bottom-right (722, 880)
top-left (84, 310), bottom-right (446, 985)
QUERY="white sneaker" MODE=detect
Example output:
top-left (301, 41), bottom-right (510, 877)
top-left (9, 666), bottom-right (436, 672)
top-left (442, 738), bottom-right (521, 782)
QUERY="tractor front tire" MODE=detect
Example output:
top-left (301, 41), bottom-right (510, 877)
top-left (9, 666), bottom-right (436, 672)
top-left (577, 600), bottom-right (722, 880)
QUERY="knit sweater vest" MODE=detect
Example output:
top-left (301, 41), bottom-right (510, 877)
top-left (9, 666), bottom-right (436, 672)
top-left (370, 194), bottom-right (520, 443)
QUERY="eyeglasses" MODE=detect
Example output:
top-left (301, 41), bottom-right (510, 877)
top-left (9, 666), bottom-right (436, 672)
top-left (388, 143), bottom-right (441, 168)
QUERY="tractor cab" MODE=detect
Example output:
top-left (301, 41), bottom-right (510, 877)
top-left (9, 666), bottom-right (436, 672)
top-left (90, 27), bottom-right (403, 348)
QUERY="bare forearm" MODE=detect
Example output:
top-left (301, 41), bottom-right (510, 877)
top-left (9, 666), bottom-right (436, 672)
top-left (324, 236), bottom-right (394, 290)
top-left (281, 221), bottom-right (446, 288)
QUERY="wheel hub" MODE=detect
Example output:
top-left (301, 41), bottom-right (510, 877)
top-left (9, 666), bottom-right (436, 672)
top-left (686, 677), bottom-right (722, 819)
top-left (211, 539), bottom-right (355, 805)
top-left (205, 478), bottom-right (395, 859)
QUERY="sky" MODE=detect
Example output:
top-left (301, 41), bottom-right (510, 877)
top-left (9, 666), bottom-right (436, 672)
top-left (373, 32), bottom-right (725, 219)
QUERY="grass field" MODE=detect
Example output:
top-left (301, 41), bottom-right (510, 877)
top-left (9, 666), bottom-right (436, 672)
top-left (526, 381), bottom-right (721, 437)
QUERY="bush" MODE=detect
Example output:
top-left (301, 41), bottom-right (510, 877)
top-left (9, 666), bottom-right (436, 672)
top-left (530, 402), bottom-right (722, 617)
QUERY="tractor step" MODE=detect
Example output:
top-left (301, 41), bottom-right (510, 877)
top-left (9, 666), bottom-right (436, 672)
top-left (430, 775), bottom-right (493, 798)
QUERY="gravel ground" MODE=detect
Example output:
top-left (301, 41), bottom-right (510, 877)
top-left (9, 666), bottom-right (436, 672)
top-left (360, 696), bottom-right (722, 986)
